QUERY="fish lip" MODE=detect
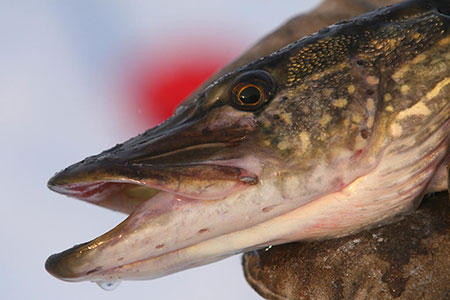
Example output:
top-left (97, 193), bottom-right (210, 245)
top-left (44, 229), bottom-right (196, 281)
top-left (45, 242), bottom-right (92, 281)
top-left (43, 187), bottom-right (203, 281)
top-left (47, 160), bottom-right (259, 201)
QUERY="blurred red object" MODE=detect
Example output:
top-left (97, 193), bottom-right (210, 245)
top-left (129, 39), bottom-right (239, 128)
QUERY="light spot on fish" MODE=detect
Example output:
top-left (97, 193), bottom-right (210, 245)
top-left (280, 113), bottom-right (292, 125)
top-left (367, 116), bottom-right (375, 128)
top-left (396, 101), bottom-right (431, 120)
top-left (347, 85), bottom-right (356, 94)
top-left (319, 113), bottom-right (331, 126)
top-left (390, 123), bottom-right (403, 138)
top-left (392, 65), bottom-right (410, 80)
top-left (299, 132), bottom-right (311, 150)
top-left (412, 54), bottom-right (427, 64)
top-left (298, 83), bottom-right (308, 92)
top-left (400, 84), bottom-right (410, 95)
top-left (366, 98), bottom-right (375, 112)
top-left (332, 98), bottom-right (348, 108)
top-left (277, 140), bottom-right (290, 150)
top-left (342, 118), bottom-right (350, 128)
top-left (386, 105), bottom-right (394, 112)
top-left (384, 93), bottom-right (392, 102)
top-left (439, 36), bottom-right (450, 46)
top-left (366, 76), bottom-right (379, 85)
top-left (425, 77), bottom-right (450, 101)
top-left (319, 132), bottom-right (328, 141)
top-left (352, 113), bottom-right (363, 123)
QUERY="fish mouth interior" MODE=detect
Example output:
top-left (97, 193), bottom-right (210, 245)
top-left (47, 151), bottom-right (262, 214)
top-left (52, 181), bottom-right (163, 215)
top-left (45, 181), bottom-right (164, 280)
top-left (48, 163), bottom-right (254, 215)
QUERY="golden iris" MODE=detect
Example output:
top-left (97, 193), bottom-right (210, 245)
top-left (237, 84), bottom-right (263, 105)
top-left (229, 70), bottom-right (275, 111)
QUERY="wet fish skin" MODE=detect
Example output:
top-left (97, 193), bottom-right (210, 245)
top-left (46, 0), bottom-right (450, 284)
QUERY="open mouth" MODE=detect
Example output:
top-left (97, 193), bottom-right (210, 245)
top-left (47, 161), bottom-right (257, 210)
top-left (44, 101), bottom-right (265, 283)
top-left (49, 181), bottom-right (160, 214)
top-left (45, 158), bottom-right (260, 282)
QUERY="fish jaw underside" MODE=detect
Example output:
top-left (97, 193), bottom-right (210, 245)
top-left (46, 0), bottom-right (450, 284)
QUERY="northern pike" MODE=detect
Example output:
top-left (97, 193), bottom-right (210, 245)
top-left (46, 0), bottom-right (450, 288)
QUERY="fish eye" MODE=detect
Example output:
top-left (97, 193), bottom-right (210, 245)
top-left (230, 70), bottom-right (276, 111)
top-left (237, 84), bottom-right (262, 105)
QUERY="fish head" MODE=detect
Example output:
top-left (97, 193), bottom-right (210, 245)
top-left (45, 56), bottom-right (301, 283)
top-left (46, 0), bottom-right (450, 285)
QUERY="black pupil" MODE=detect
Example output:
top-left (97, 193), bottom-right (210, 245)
top-left (239, 86), bottom-right (261, 104)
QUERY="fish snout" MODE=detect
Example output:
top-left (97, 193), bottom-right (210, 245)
top-left (45, 242), bottom-right (92, 281)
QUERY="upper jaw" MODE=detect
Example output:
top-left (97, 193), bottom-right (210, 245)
top-left (47, 104), bottom-right (259, 212)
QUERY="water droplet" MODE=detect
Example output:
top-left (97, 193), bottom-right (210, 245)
top-left (95, 280), bottom-right (121, 291)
